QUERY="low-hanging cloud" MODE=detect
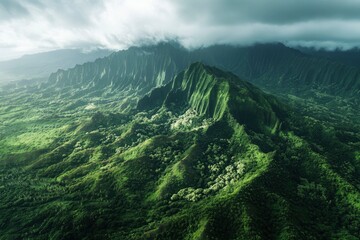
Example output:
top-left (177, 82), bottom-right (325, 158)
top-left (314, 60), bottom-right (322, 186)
top-left (1, 0), bottom-right (360, 60)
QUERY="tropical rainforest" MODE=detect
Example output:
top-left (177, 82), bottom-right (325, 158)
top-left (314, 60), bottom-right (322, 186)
top-left (0, 43), bottom-right (359, 239)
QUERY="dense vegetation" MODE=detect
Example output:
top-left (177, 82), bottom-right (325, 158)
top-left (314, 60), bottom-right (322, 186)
top-left (0, 44), bottom-right (359, 239)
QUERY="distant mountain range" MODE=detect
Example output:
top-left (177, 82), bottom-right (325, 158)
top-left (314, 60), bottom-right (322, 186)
top-left (3, 43), bottom-right (360, 100)
top-left (0, 48), bottom-right (112, 85)
top-left (43, 43), bottom-right (360, 101)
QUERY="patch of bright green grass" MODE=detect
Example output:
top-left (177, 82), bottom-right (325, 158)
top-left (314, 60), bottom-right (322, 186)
top-left (0, 124), bottom-right (69, 154)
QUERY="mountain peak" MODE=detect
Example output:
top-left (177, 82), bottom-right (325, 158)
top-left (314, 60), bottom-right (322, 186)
top-left (138, 62), bottom-right (285, 132)
top-left (186, 62), bottom-right (231, 77)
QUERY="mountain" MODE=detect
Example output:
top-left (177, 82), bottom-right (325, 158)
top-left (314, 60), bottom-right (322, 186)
top-left (138, 62), bottom-right (285, 133)
top-left (0, 62), bottom-right (359, 239)
top-left (0, 48), bottom-right (112, 85)
top-left (42, 43), bottom-right (360, 100)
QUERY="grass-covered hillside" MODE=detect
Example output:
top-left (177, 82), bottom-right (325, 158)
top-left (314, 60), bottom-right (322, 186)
top-left (0, 62), bottom-right (359, 239)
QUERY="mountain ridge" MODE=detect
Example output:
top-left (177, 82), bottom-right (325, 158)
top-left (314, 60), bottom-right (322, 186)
top-left (138, 62), bottom-right (284, 133)
top-left (34, 43), bottom-right (360, 109)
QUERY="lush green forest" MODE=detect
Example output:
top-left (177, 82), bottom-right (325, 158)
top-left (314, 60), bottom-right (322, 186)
top-left (0, 44), bottom-right (359, 239)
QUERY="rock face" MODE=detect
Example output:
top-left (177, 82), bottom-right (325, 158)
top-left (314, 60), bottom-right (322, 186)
top-left (47, 44), bottom-right (190, 94)
top-left (46, 43), bottom-right (360, 98)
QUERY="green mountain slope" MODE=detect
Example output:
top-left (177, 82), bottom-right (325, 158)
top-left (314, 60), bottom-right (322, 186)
top-left (139, 62), bottom-right (285, 132)
top-left (0, 63), bottom-right (359, 239)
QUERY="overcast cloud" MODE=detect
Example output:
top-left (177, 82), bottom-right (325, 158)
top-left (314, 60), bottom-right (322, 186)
top-left (1, 0), bottom-right (360, 60)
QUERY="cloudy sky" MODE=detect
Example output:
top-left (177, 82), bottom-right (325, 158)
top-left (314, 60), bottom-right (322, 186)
top-left (1, 0), bottom-right (360, 61)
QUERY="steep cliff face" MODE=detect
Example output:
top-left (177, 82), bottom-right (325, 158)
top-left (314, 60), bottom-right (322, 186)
top-left (45, 43), bottom-right (360, 99)
top-left (47, 43), bottom-right (190, 94)
top-left (138, 62), bottom-right (284, 132)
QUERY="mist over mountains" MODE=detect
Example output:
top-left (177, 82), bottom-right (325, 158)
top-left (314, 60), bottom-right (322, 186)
top-left (3, 0), bottom-right (360, 60)
top-left (2, 0), bottom-right (360, 238)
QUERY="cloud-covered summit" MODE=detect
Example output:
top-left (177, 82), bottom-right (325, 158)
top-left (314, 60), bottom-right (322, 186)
top-left (1, 0), bottom-right (360, 60)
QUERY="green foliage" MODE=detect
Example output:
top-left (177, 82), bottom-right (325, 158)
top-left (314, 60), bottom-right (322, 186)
top-left (0, 62), bottom-right (359, 240)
